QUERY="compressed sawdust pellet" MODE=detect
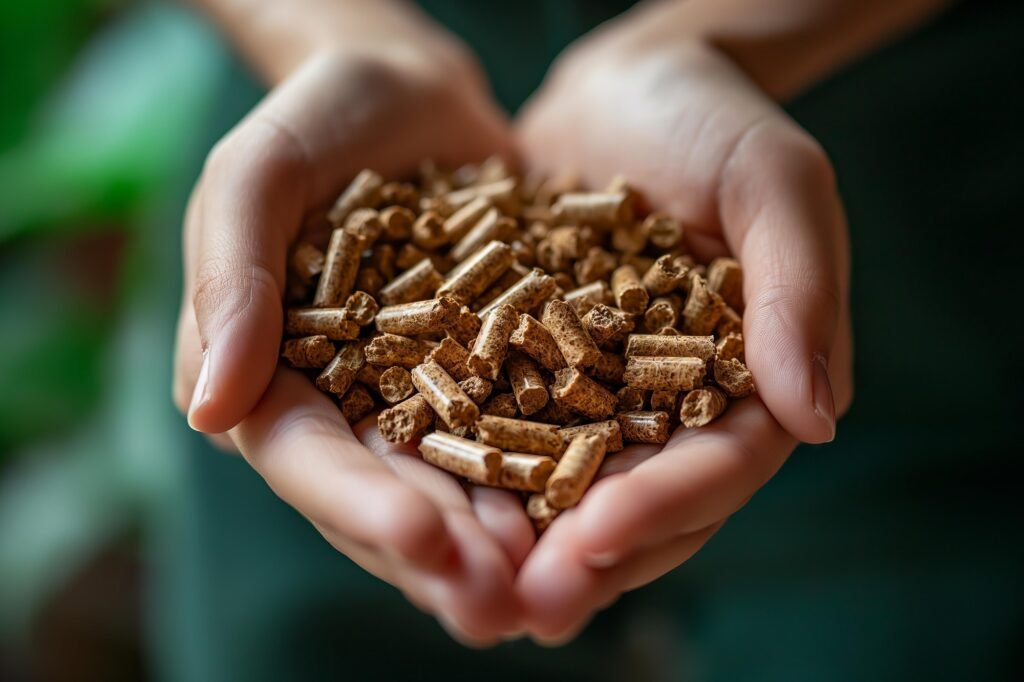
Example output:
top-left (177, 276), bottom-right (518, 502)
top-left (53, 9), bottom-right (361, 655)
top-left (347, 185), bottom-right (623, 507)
top-left (282, 335), bottom-right (336, 368)
top-left (280, 161), bottom-right (758, 531)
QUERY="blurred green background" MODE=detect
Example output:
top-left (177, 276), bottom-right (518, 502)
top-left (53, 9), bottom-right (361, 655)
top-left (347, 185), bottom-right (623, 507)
top-left (1, 1), bottom-right (1021, 680)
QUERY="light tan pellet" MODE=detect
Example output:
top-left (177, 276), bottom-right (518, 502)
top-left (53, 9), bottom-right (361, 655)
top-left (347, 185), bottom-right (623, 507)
top-left (312, 227), bottom-right (363, 307)
top-left (281, 335), bottom-right (336, 368)
top-left (642, 295), bottom-right (681, 333)
top-left (316, 340), bottom-right (367, 396)
top-left (342, 291), bottom-right (379, 326)
top-left (542, 299), bottom-right (602, 369)
top-left (527, 494), bottom-right (560, 533)
top-left (563, 281), bottom-right (612, 316)
top-left (450, 209), bottom-right (518, 263)
top-left (411, 210), bottom-right (448, 250)
top-left (505, 352), bottom-right (549, 416)
top-left (625, 334), bottom-right (716, 361)
top-left (339, 383), bottom-right (376, 424)
top-left (344, 208), bottom-right (384, 247)
top-left (680, 387), bottom-right (728, 428)
top-left (378, 394), bottom-right (435, 443)
top-left (449, 305), bottom-right (483, 347)
top-left (365, 333), bottom-right (434, 368)
top-left (418, 432), bottom-right (501, 485)
top-left (642, 254), bottom-right (687, 297)
top-left (551, 368), bottom-right (617, 420)
top-left (377, 259), bottom-right (443, 306)
top-left (442, 196), bottom-right (492, 243)
top-left (559, 419), bottom-right (624, 454)
top-left (476, 415), bottom-right (566, 457)
top-left (716, 332), bottom-right (745, 363)
top-left (714, 357), bottom-right (755, 398)
top-left (581, 304), bottom-right (635, 348)
top-left (616, 410), bottom-right (671, 444)
top-left (623, 356), bottom-right (707, 391)
top-left (498, 454), bottom-right (557, 493)
top-left (374, 297), bottom-right (461, 336)
top-left (289, 242), bottom-right (324, 286)
top-left (545, 434), bottom-right (607, 509)
top-left (428, 336), bottom-right (473, 382)
top-left (706, 257), bottom-right (743, 311)
top-left (444, 177), bottom-right (519, 215)
top-left (477, 268), bottom-right (557, 319)
top-left (590, 350), bottom-right (626, 384)
top-left (468, 304), bottom-right (518, 381)
top-left (411, 360), bottom-right (480, 429)
top-left (575, 247), bottom-right (618, 285)
top-left (286, 308), bottom-right (360, 341)
top-left (379, 366), bottom-right (415, 404)
top-left (328, 169), bottom-right (382, 227)
top-left (458, 376), bottom-right (493, 405)
top-left (642, 212), bottom-right (684, 249)
top-left (551, 192), bottom-right (632, 227)
top-left (682, 276), bottom-right (726, 335)
top-left (436, 240), bottom-right (514, 305)
top-left (611, 265), bottom-right (649, 315)
top-left (508, 313), bottom-right (567, 372)
top-left (481, 392), bottom-right (519, 419)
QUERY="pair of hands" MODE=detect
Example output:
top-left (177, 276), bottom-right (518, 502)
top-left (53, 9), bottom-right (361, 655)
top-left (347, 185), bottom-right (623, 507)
top-left (173, 22), bottom-right (852, 645)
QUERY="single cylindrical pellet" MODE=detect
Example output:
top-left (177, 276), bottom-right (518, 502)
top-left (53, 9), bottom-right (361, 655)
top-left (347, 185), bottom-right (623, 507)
top-left (458, 376), bottom-right (493, 405)
top-left (342, 291), bottom-right (378, 327)
top-left (444, 177), bottom-right (519, 214)
top-left (505, 352), bottom-right (549, 416)
top-left (642, 255), bottom-right (687, 297)
top-left (450, 210), bottom-right (518, 262)
top-left (611, 265), bottom-right (649, 314)
top-left (623, 356), bottom-right (706, 391)
top-left (581, 304), bottom-right (635, 348)
top-left (328, 169), bottom-right (381, 226)
top-left (449, 305), bottom-right (483, 348)
top-left (545, 434), bottom-right (607, 509)
top-left (442, 196), bottom-right (492, 243)
top-left (642, 295), bottom-right (681, 333)
top-left (378, 394), bottom-right (435, 443)
top-left (379, 205), bottom-right (415, 242)
top-left (411, 210), bottom-right (448, 250)
top-left (509, 313), bottom-right (567, 372)
top-left (344, 208), bottom-right (384, 247)
top-left (429, 336), bottom-right (473, 382)
top-left (642, 212), bottom-right (683, 249)
top-left (706, 257), bottom-right (743, 311)
top-left (476, 415), bottom-right (565, 457)
top-left (436, 240), bottom-right (514, 305)
top-left (468, 304), bottom-right (518, 381)
top-left (625, 334), bottom-right (716, 361)
top-left (289, 242), bottom-right (324, 285)
top-left (365, 333), bottom-right (434, 368)
top-left (551, 192), bottom-right (632, 226)
top-left (563, 281), bottom-right (612, 316)
top-left (542, 299), bottom-right (601, 369)
top-left (477, 268), bottom-right (557, 319)
top-left (616, 410), bottom-right (671, 444)
top-left (379, 366), bottom-right (415, 404)
top-left (339, 383), bottom-right (376, 424)
top-left (616, 386), bottom-right (645, 413)
top-left (411, 360), bottom-right (480, 429)
top-left (377, 259), bottom-right (443, 306)
top-left (497, 453), bottom-right (556, 492)
top-left (374, 297), bottom-right (461, 336)
top-left (574, 246), bottom-right (618, 285)
top-left (286, 308), bottom-right (360, 341)
top-left (714, 357), bottom-right (755, 398)
top-left (551, 368), bottom-right (617, 419)
top-left (527, 493), bottom-right (559, 533)
top-left (716, 332), bottom-right (744, 363)
top-left (474, 268), bottom-right (526, 311)
top-left (559, 420), bottom-right (624, 454)
top-left (379, 181), bottom-right (419, 210)
top-left (418, 432), bottom-right (501, 485)
top-left (281, 335), bottom-right (335, 368)
top-left (316, 340), bottom-right (367, 396)
top-left (313, 228), bottom-right (362, 307)
top-left (355, 362), bottom-right (384, 395)
top-left (680, 386), bottom-right (728, 428)
top-left (682, 276), bottom-right (726, 335)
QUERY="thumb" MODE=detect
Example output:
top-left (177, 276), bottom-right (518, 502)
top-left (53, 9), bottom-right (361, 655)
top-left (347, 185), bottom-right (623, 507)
top-left (720, 120), bottom-right (847, 444)
top-left (186, 117), bottom-right (307, 433)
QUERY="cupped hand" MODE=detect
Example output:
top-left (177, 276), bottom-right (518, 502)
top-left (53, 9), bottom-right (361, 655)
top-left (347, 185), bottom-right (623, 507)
top-left (515, 36), bottom-right (854, 640)
top-left (172, 49), bottom-right (533, 643)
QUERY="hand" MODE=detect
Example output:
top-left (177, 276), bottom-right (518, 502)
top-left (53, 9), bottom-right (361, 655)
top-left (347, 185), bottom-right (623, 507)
top-left (172, 49), bottom-right (533, 644)
top-left (515, 36), bottom-right (854, 640)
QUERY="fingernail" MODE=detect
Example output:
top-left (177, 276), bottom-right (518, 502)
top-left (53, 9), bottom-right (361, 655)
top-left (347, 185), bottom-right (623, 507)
top-left (583, 549), bottom-right (624, 568)
top-left (187, 351), bottom-right (211, 430)
top-left (812, 353), bottom-right (836, 442)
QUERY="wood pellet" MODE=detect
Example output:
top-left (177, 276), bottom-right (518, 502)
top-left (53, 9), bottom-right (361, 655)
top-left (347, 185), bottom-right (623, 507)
top-left (278, 160), bottom-right (756, 533)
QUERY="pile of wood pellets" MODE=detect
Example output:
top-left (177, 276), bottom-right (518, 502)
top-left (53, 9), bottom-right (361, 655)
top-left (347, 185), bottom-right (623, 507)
top-left (281, 159), bottom-right (753, 532)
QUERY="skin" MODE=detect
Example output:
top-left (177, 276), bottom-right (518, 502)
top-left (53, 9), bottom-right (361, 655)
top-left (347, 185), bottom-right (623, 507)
top-left (175, 0), bottom-right (946, 645)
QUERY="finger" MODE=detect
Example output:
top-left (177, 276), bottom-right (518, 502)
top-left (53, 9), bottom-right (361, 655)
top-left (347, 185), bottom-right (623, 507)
top-left (573, 397), bottom-right (794, 566)
top-left (185, 113), bottom-right (309, 433)
top-left (517, 506), bottom-right (719, 640)
top-left (231, 368), bottom-right (453, 570)
top-left (720, 119), bottom-right (848, 443)
top-left (468, 486), bottom-right (536, 570)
